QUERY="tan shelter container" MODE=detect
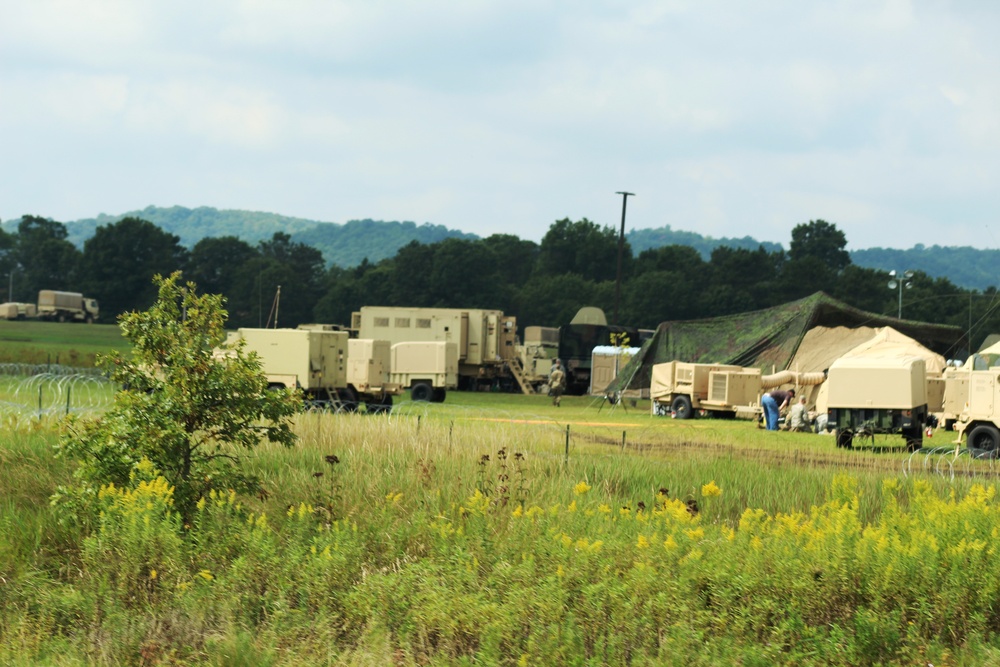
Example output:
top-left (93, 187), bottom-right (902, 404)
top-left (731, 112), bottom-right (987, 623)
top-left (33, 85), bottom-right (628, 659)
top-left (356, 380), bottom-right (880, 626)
top-left (827, 356), bottom-right (926, 410)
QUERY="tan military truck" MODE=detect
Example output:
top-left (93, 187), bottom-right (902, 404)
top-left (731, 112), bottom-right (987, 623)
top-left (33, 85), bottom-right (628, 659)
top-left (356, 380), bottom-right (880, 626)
top-left (650, 361), bottom-right (763, 419)
top-left (229, 327), bottom-right (400, 413)
top-left (825, 356), bottom-right (928, 450)
top-left (390, 341), bottom-right (459, 402)
top-left (949, 368), bottom-right (1000, 454)
top-left (351, 306), bottom-right (517, 392)
top-left (36, 290), bottom-right (99, 323)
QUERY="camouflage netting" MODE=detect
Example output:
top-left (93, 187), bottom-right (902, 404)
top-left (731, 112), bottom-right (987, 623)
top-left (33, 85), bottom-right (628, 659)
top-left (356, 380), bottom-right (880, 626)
top-left (607, 292), bottom-right (964, 394)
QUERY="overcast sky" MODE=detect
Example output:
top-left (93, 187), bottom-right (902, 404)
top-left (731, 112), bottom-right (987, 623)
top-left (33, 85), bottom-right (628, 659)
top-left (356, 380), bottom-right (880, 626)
top-left (2, 0), bottom-right (999, 250)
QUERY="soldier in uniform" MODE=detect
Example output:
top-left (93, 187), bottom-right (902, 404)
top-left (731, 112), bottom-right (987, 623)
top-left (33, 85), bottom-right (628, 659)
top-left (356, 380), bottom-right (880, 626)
top-left (549, 360), bottom-right (566, 407)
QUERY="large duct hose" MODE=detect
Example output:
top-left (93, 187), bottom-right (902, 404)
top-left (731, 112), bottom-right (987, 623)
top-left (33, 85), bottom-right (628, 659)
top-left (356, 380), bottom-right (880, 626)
top-left (761, 370), bottom-right (826, 390)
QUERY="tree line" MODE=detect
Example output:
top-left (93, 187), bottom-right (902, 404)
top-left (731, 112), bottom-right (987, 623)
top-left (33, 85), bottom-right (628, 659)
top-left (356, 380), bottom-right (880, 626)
top-left (2, 215), bottom-right (999, 350)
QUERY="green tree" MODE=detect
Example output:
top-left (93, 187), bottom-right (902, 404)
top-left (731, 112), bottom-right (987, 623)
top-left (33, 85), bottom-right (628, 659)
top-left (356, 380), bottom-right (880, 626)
top-left (253, 232), bottom-right (326, 326)
top-left (428, 238), bottom-right (501, 308)
top-left (0, 227), bottom-right (14, 300)
top-left (480, 234), bottom-right (539, 289)
top-left (390, 241), bottom-right (436, 305)
top-left (78, 217), bottom-right (189, 319)
top-left (789, 220), bottom-right (850, 274)
top-left (537, 218), bottom-right (627, 282)
top-left (57, 273), bottom-right (300, 521)
top-left (511, 274), bottom-right (602, 327)
top-left (708, 246), bottom-right (784, 313)
top-left (188, 236), bottom-right (261, 327)
top-left (12, 215), bottom-right (81, 301)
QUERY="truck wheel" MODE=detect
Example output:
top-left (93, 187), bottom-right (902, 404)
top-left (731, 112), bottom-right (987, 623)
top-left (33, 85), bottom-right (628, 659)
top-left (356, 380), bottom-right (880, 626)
top-left (968, 424), bottom-right (1000, 454)
top-left (903, 428), bottom-right (923, 452)
top-left (836, 428), bottom-right (854, 449)
top-left (366, 393), bottom-right (393, 415)
top-left (670, 395), bottom-right (693, 420)
top-left (338, 387), bottom-right (359, 412)
top-left (411, 383), bottom-right (434, 402)
top-left (432, 388), bottom-right (447, 403)
top-left (58, 313), bottom-right (66, 323)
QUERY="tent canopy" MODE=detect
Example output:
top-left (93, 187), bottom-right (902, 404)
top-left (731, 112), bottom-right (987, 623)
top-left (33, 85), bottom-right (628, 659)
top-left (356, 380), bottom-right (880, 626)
top-left (607, 292), bottom-right (963, 394)
top-left (837, 327), bottom-right (946, 374)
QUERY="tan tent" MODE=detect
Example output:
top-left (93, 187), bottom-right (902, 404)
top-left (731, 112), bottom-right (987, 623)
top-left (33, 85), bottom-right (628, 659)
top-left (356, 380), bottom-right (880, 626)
top-left (837, 326), bottom-right (946, 374)
top-left (978, 339), bottom-right (1000, 357)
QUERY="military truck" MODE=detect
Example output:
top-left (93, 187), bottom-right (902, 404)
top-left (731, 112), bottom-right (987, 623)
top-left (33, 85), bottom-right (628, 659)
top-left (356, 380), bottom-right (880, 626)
top-left (36, 290), bottom-right (99, 323)
top-left (650, 361), bottom-right (762, 419)
top-left (826, 356), bottom-right (928, 450)
top-left (948, 369), bottom-right (1000, 454)
top-left (390, 341), bottom-right (459, 402)
top-left (229, 327), bottom-right (401, 413)
top-left (351, 306), bottom-right (517, 392)
top-left (0, 302), bottom-right (36, 320)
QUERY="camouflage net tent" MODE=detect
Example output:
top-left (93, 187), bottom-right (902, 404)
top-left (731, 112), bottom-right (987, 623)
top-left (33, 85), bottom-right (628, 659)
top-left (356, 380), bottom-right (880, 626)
top-left (607, 292), bottom-right (963, 395)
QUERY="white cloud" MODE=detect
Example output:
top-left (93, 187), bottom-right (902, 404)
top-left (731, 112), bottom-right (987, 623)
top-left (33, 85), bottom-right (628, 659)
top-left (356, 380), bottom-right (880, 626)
top-left (2, 0), bottom-right (1000, 250)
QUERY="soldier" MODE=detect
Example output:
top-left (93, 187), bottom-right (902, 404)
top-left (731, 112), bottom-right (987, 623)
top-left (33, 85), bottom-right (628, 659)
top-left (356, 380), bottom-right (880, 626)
top-left (788, 395), bottom-right (811, 432)
top-left (549, 362), bottom-right (566, 407)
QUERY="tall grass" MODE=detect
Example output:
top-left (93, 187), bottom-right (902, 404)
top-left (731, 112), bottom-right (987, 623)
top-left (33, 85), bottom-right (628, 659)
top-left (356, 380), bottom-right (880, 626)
top-left (3, 394), bottom-right (1000, 664)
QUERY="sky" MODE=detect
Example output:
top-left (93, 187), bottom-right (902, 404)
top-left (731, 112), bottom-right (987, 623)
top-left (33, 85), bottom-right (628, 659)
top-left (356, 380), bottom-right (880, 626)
top-left (2, 0), bottom-right (999, 250)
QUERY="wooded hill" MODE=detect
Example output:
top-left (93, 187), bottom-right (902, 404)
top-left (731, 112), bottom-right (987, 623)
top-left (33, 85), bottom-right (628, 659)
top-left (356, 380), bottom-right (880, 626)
top-left (3, 206), bottom-right (996, 289)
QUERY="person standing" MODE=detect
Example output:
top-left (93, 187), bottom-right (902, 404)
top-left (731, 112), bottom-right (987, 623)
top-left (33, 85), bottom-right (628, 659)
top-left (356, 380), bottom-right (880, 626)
top-left (761, 388), bottom-right (795, 431)
top-left (549, 363), bottom-right (566, 407)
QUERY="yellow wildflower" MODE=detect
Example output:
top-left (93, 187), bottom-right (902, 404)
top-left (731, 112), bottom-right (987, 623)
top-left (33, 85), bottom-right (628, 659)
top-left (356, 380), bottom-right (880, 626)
top-left (197, 570), bottom-right (214, 582)
top-left (701, 481), bottom-right (721, 497)
top-left (574, 481), bottom-right (592, 495)
top-left (149, 569), bottom-right (157, 580)
top-left (636, 534), bottom-right (650, 549)
top-left (512, 505), bottom-right (524, 518)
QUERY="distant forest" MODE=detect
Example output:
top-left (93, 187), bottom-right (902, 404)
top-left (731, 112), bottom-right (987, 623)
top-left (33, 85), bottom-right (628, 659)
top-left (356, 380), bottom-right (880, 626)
top-left (2, 211), bottom-right (999, 353)
top-left (3, 205), bottom-right (998, 290)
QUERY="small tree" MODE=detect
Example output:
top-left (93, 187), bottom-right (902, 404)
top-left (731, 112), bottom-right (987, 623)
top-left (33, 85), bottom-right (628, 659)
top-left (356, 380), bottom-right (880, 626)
top-left (58, 272), bottom-right (300, 521)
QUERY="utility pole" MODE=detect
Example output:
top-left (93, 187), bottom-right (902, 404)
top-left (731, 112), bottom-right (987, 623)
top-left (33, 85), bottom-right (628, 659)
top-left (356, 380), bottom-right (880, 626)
top-left (614, 191), bottom-right (635, 326)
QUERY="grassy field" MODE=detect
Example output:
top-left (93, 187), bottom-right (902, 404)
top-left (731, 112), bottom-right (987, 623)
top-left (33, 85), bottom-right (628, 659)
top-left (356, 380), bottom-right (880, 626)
top-left (6, 388), bottom-right (1000, 665)
top-left (0, 320), bottom-right (128, 367)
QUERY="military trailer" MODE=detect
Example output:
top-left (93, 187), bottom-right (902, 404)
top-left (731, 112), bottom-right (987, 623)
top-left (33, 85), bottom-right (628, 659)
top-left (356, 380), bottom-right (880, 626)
top-left (351, 306), bottom-right (517, 392)
top-left (826, 356), bottom-right (928, 450)
top-left (590, 345), bottom-right (643, 397)
top-left (36, 290), bottom-right (99, 323)
top-left (0, 302), bottom-right (36, 320)
top-left (230, 327), bottom-right (400, 413)
top-left (650, 361), bottom-right (762, 419)
top-left (391, 341), bottom-right (459, 402)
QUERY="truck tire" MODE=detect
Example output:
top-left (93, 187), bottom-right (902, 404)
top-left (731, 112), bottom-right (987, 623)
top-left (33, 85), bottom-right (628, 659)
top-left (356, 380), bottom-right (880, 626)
top-left (432, 388), bottom-right (447, 403)
top-left (338, 387), bottom-right (359, 412)
top-left (411, 383), bottom-right (434, 402)
top-left (670, 395), bottom-right (693, 420)
top-left (366, 393), bottom-right (393, 415)
top-left (968, 424), bottom-right (1000, 454)
top-left (836, 428), bottom-right (854, 449)
top-left (58, 313), bottom-right (66, 323)
top-left (903, 428), bottom-right (923, 452)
